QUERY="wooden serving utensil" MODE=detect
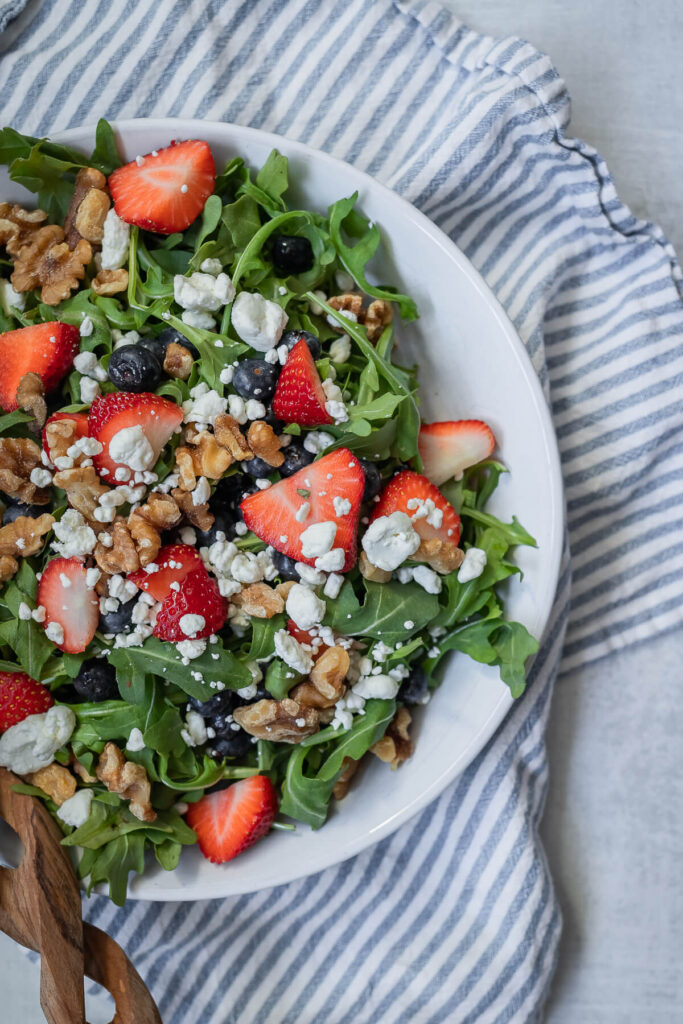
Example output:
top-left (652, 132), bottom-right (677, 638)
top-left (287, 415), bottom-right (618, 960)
top-left (0, 767), bottom-right (162, 1024)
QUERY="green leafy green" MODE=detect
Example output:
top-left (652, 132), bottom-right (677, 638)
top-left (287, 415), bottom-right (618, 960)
top-left (324, 579), bottom-right (439, 645)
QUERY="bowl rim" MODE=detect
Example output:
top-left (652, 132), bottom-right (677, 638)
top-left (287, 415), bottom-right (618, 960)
top-left (43, 118), bottom-right (564, 899)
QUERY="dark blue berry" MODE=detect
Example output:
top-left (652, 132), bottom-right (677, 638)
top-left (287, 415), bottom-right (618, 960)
top-left (272, 235), bottom-right (314, 276)
top-left (188, 690), bottom-right (237, 718)
top-left (359, 459), bottom-right (383, 502)
top-left (74, 659), bottom-right (119, 702)
top-left (108, 345), bottom-right (162, 393)
top-left (272, 550), bottom-right (300, 581)
top-left (232, 359), bottom-right (279, 402)
top-left (98, 595), bottom-right (137, 635)
top-left (281, 329), bottom-right (321, 359)
top-left (262, 408), bottom-right (284, 432)
top-left (194, 508), bottom-right (236, 547)
top-left (399, 665), bottom-right (429, 706)
top-left (211, 730), bottom-right (252, 759)
top-left (242, 456), bottom-right (273, 479)
top-left (140, 327), bottom-right (200, 362)
top-left (2, 502), bottom-right (46, 524)
top-left (212, 474), bottom-right (252, 512)
top-left (279, 442), bottom-right (314, 478)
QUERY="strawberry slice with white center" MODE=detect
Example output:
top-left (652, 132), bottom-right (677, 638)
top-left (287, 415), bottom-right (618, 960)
top-left (42, 411), bottom-right (89, 458)
top-left (88, 391), bottom-right (183, 480)
top-left (186, 775), bottom-right (279, 864)
top-left (418, 420), bottom-right (496, 486)
top-left (153, 566), bottom-right (228, 642)
top-left (0, 322), bottom-right (79, 412)
top-left (128, 543), bottom-right (204, 602)
top-left (370, 470), bottom-right (462, 546)
top-left (240, 447), bottom-right (364, 572)
top-left (108, 140), bottom-right (217, 234)
top-left (271, 338), bottom-right (333, 427)
top-left (37, 557), bottom-right (100, 654)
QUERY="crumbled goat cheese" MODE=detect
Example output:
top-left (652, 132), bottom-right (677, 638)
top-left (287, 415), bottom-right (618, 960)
top-left (192, 477), bottom-right (211, 506)
top-left (30, 467), bottom-right (52, 488)
top-left (52, 509), bottom-right (97, 558)
top-left (181, 309), bottom-right (215, 330)
top-left (73, 350), bottom-right (98, 374)
top-left (303, 431), bottom-right (335, 455)
top-left (126, 727), bottom-right (146, 752)
top-left (295, 562), bottom-right (327, 586)
top-left (174, 271), bottom-right (235, 312)
top-left (108, 425), bottom-right (155, 471)
top-left (335, 269), bottom-right (355, 291)
top-left (322, 378), bottom-right (349, 423)
top-left (273, 629), bottom-right (313, 674)
top-left (300, 521), bottom-right (337, 558)
top-left (295, 502), bottom-right (311, 523)
top-left (361, 511), bottom-right (421, 571)
top-left (411, 564), bottom-right (442, 594)
top-left (179, 613), bottom-right (206, 637)
top-left (181, 710), bottom-right (208, 748)
top-left (353, 674), bottom-right (400, 700)
top-left (176, 638), bottom-right (207, 660)
top-left (0, 706), bottom-right (75, 775)
top-left (79, 315), bottom-right (94, 337)
top-left (323, 573), bottom-right (344, 599)
top-left (227, 394), bottom-right (247, 424)
top-left (245, 399), bottom-right (266, 420)
top-left (57, 788), bottom-right (94, 828)
top-left (457, 547), bottom-right (487, 583)
top-left (80, 377), bottom-right (100, 404)
top-left (18, 602), bottom-right (32, 620)
top-left (326, 309), bottom-right (357, 328)
top-left (183, 381), bottom-right (228, 426)
top-left (329, 334), bottom-right (351, 364)
top-left (230, 291), bottom-right (288, 352)
top-left (286, 584), bottom-right (326, 631)
top-left (407, 497), bottom-right (443, 529)
top-left (200, 257), bottom-right (223, 275)
top-left (0, 278), bottom-right (25, 314)
top-left (332, 496), bottom-right (352, 517)
top-left (100, 208), bottom-right (130, 270)
top-left (308, 290), bottom-right (326, 315)
top-left (315, 548), bottom-right (345, 572)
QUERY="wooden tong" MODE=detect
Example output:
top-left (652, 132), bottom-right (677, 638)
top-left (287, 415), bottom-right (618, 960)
top-left (0, 767), bottom-right (162, 1024)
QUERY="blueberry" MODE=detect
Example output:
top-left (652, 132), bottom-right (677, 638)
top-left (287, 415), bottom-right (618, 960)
top-left (98, 595), bottom-right (137, 635)
top-left (232, 359), bottom-right (280, 403)
top-left (194, 508), bottom-right (236, 547)
top-left (271, 235), bottom-right (314, 276)
top-left (140, 327), bottom-right (200, 362)
top-left (262, 408), bottom-right (285, 432)
top-left (242, 456), bottom-right (273, 479)
top-left (210, 730), bottom-right (252, 759)
top-left (108, 345), bottom-right (162, 393)
top-left (281, 329), bottom-right (321, 359)
top-left (272, 550), bottom-right (300, 581)
top-left (188, 690), bottom-right (237, 718)
top-left (359, 459), bottom-right (383, 503)
top-left (279, 441), bottom-right (315, 478)
top-left (213, 475), bottom-right (258, 512)
top-left (2, 502), bottom-right (46, 524)
top-left (399, 665), bottom-right (429, 706)
top-left (74, 659), bottom-right (119, 702)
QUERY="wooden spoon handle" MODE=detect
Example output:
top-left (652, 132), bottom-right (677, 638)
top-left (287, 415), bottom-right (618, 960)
top-left (83, 922), bottom-right (162, 1024)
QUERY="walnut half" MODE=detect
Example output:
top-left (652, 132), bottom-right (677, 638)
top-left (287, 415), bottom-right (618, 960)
top-left (370, 707), bottom-right (413, 769)
top-left (233, 699), bottom-right (320, 743)
top-left (96, 742), bottom-right (156, 822)
top-left (0, 437), bottom-right (51, 505)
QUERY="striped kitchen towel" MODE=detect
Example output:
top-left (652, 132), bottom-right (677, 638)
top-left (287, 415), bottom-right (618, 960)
top-left (2, 1), bottom-right (682, 1021)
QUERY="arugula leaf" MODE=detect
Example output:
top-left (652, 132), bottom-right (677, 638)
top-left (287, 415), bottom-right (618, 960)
top-left (109, 637), bottom-right (251, 700)
top-left (7, 144), bottom-right (83, 221)
top-left (328, 194), bottom-right (418, 320)
top-left (265, 659), bottom-right (301, 699)
top-left (246, 615), bottom-right (285, 660)
top-left (461, 506), bottom-right (537, 548)
top-left (0, 567), bottom-right (54, 679)
top-left (425, 617), bottom-right (539, 698)
top-left (324, 579), bottom-right (439, 644)
top-left (280, 699), bottom-right (395, 828)
top-left (89, 118), bottom-right (122, 175)
top-left (0, 410), bottom-right (33, 435)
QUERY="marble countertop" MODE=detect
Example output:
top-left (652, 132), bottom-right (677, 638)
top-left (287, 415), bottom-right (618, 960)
top-left (2, 1), bottom-right (682, 1021)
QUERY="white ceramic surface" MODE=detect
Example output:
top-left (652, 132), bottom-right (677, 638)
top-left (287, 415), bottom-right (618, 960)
top-left (0, 119), bottom-right (564, 900)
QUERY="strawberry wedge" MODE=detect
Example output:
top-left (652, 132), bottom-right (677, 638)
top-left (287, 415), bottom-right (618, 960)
top-left (370, 470), bottom-right (462, 546)
top-left (88, 391), bottom-right (183, 480)
top-left (186, 776), bottom-right (278, 864)
top-left (0, 322), bottom-right (79, 412)
top-left (38, 557), bottom-right (99, 654)
top-left (418, 420), bottom-right (495, 486)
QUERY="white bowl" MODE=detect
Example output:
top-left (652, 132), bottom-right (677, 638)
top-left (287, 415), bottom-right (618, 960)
top-left (0, 119), bottom-right (563, 900)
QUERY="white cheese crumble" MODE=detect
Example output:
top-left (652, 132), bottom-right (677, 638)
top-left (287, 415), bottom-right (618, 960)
top-left (231, 291), bottom-right (288, 352)
top-left (410, 564), bottom-right (442, 594)
top-left (295, 562), bottom-right (327, 586)
top-left (303, 430), bottom-right (335, 455)
top-left (57, 788), bottom-right (94, 828)
top-left (30, 467), bottom-right (52, 487)
top-left (300, 521), bottom-right (337, 558)
top-left (174, 271), bottom-right (235, 312)
top-left (181, 710), bottom-right (208, 748)
top-left (199, 257), bottom-right (223, 275)
top-left (183, 381), bottom-right (228, 427)
top-left (273, 629), bottom-right (313, 674)
top-left (332, 496), bottom-right (352, 517)
top-left (192, 477), bottom-right (211, 506)
top-left (295, 501), bottom-right (310, 523)
top-left (181, 309), bottom-right (215, 330)
top-left (0, 278), bottom-right (25, 314)
top-left (101, 208), bottom-right (130, 270)
top-left (323, 572), bottom-right (344, 599)
top-left (286, 583), bottom-right (326, 631)
top-left (458, 547), bottom-right (487, 583)
top-left (51, 509), bottom-right (97, 558)
top-left (321, 377), bottom-right (349, 423)
top-left (329, 334), bottom-right (351, 364)
top-left (108, 425), bottom-right (155, 471)
top-left (179, 613), bottom-right (206, 638)
top-left (126, 727), bottom-right (146, 752)
top-left (353, 674), bottom-right (400, 700)
top-left (361, 511), bottom-right (421, 572)
top-left (80, 377), bottom-right (100, 404)
top-left (0, 706), bottom-right (76, 775)
top-left (176, 638), bottom-right (207, 660)
top-left (315, 548), bottom-right (345, 572)
top-left (18, 601), bottom-right (32, 620)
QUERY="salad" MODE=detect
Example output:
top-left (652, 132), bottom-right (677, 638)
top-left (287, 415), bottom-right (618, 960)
top-left (0, 121), bottom-right (538, 903)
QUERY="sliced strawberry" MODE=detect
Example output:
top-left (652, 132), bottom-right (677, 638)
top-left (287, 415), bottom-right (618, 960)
top-left (128, 543), bottom-right (203, 602)
top-left (108, 140), bottom-right (216, 235)
top-left (418, 420), bottom-right (496, 486)
top-left (186, 775), bottom-right (278, 864)
top-left (42, 412), bottom-right (89, 458)
top-left (37, 557), bottom-right (100, 654)
top-left (370, 470), bottom-right (462, 546)
top-left (153, 566), bottom-right (227, 642)
top-left (0, 322), bottom-right (79, 412)
top-left (0, 671), bottom-right (53, 732)
top-left (287, 619), bottom-right (331, 661)
top-left (88, 391), bottom-right (183, 479)
top-left (271, 338), bottom-right (332, 427)
top-left (240, 448), bottom-right (364, 572)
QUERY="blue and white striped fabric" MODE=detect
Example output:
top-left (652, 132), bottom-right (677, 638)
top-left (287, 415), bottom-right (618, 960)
top-left (2, 1), bottom-right (682, 1020)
